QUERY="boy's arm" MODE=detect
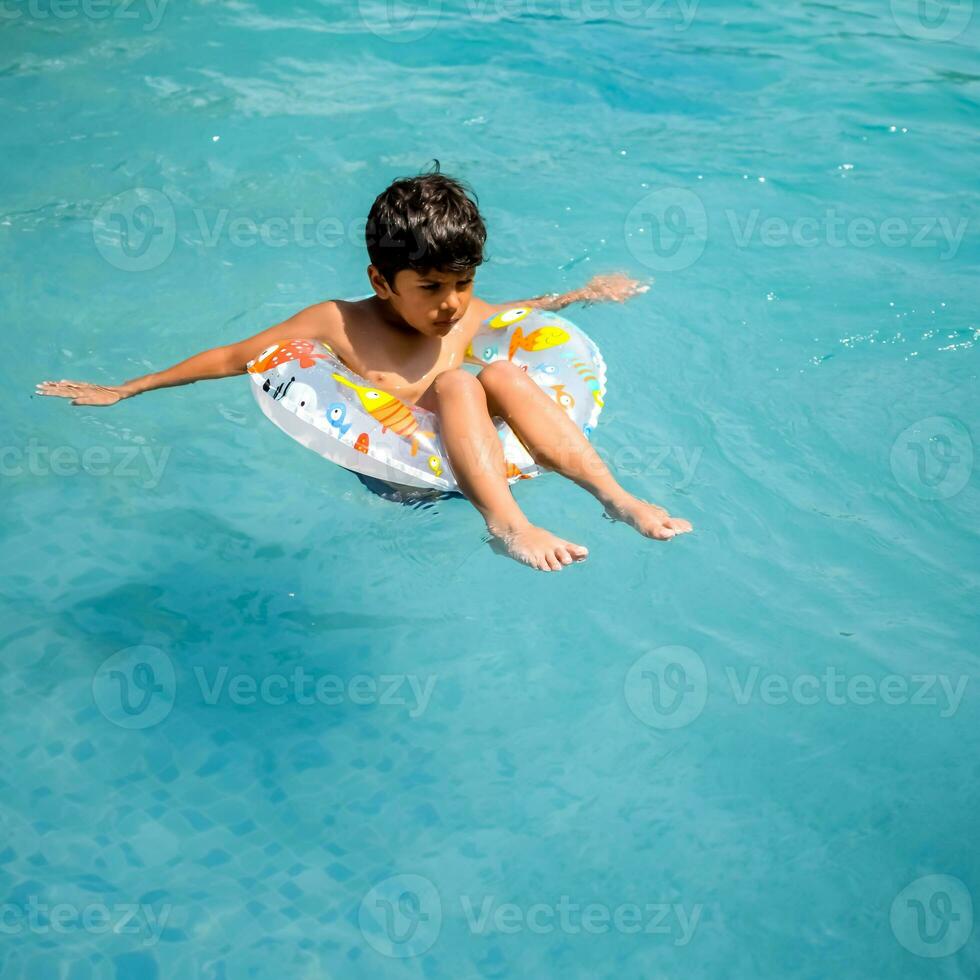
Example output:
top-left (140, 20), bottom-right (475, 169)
top-left (36, 302), bottom-right (341, 407)
top-left (478, 273), bottom-right (651, 315)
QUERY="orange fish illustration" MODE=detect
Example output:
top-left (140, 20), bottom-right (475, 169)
top-left (333, 374), bottom-right (435, 456)
top-left (508, 325), bottom-right (570, 361)
top-left (504, 461), bottom-right (532, 480)
top-left (354, 432), bottom-right (370, 454)
top-left (550, 383), bottom-right (575, 410)
top-left (248, 340), bottom-right (328, 374)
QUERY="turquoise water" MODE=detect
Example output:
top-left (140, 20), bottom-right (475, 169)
top-left (2, 1), bottom-right (978, 977)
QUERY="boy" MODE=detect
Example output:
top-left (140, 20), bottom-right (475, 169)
top-left (37, 170), bottom-right (692, 571)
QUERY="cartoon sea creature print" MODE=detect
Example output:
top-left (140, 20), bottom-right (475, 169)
top-left (326, 401), bottom-right (352, 436)
top-left (428, 455), bottom-right (443, 478)
top-left (331, 374), bottom-right (436, 456)
top-left (248, 340), bottom-right (328, 374)
top-left (550, 383), bottom-right (575, 410)
top-left (559, 349), bottom-right (604, 406)
top-left (508, 325), bottom-right (570, 361)
top-left (487, 307), bottom-right (533, 330)
top-left (354, 432), bottom-right (370, 454)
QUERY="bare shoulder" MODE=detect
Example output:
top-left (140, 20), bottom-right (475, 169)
top-left (470, 296), bottom-right (505, 319)
top-left (280, 299), bottom-right (345, 346)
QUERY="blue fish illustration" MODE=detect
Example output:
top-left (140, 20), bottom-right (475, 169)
top-left (326, 401), bottom-right (352, 436)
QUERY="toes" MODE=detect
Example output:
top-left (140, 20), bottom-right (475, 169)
top-left (564, 541), bottom-right (589, 560)
top-left (545, 552), bottom-right (563, 571)
top-left (555, 546), bottom-right (573, 566)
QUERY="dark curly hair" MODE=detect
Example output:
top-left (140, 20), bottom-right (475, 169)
top-left (365, 162), bottom-right (487, 291)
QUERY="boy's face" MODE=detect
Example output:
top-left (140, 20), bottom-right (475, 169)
top-left (371, 266), bottom-right (475, 337)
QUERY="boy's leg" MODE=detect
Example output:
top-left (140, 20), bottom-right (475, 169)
top-left (426, 369), bottom-right (589, 571)
top-left (477, 361), bottom-right (692, 540)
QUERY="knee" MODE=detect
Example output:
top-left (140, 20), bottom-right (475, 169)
top-left (478, 360), bottom-right (527, 392)
top-left (432, 368), bottom-right (483, 399)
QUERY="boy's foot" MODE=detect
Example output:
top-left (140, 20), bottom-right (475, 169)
top-left (602, 493), bottom-right (693, 540)
top-left (488, 521), bottom-right (589, 572)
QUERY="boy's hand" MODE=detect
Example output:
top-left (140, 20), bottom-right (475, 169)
top-left (578, 273), bottom-right (651, 305)
top-left (35, 380), bottom-right (130, 406)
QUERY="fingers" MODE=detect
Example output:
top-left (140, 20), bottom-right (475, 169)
top-left (36, 381), bottom-right (81, 398)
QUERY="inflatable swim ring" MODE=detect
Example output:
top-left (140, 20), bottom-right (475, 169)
top-left (247, 306), bottom-right (606, 492)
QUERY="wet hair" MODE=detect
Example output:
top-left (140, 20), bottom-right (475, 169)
top-left (365, 162), bottom-right (487, 291)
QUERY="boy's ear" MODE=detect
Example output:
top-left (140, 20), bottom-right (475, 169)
top-left (367, 265), bottom-right (394, 299)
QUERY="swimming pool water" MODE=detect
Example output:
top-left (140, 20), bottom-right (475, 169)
top-left (1, 1), bottom-right (978, 977)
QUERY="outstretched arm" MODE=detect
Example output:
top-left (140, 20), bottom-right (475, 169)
top-left (36, 302), bottom-right (340, 406)
top-left (487, 273), bottom-right (651, 313)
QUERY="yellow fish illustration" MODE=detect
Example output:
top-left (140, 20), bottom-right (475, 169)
top-left (508, 326), bottom-right (570, 361)
top-left (428, 455), bottom-right (443, 478)
top-left (487, 307), bottom-right (533, 330)
top-left (332, 374), bottom-right (434, 456)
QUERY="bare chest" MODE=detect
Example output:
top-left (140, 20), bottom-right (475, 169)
top-left (336, 332), bottom-right (471, 406)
